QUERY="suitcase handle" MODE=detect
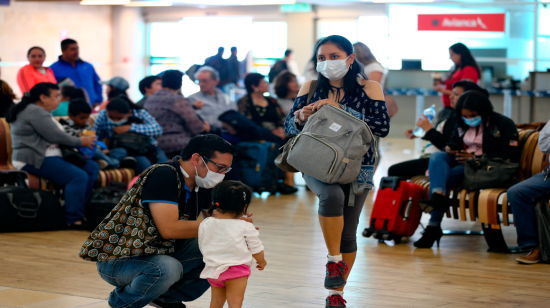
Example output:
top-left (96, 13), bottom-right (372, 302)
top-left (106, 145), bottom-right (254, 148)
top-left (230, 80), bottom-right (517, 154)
top-left (399, 197), bottom-right (413, 221)
top-left (7, 192), bottom-right (42, 219)
top-left (379, 177), bottom-right (408, 191)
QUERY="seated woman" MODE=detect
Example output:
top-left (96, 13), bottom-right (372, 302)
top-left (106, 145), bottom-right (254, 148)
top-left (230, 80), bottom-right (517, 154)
top-left (0, 79), bottom-right (16, 118)
top-left (388, 81), bottom-right (488, 179)
top-left (237, 73), bottom-right (296, 194)
top-left (414, 90), bottom-right (519, 249)
top-left (273, 70), bottom-right (300, 115)
top-left (238, 73), bottom-right (287, 141)
top-left (7, 82), bottom-right (98, 228)
top-left (93, 97), bottom-right (168, 174)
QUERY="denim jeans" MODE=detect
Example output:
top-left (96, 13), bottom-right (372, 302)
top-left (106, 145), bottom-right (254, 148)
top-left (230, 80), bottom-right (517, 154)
top-left (427, 152), bottom-right (465, 226)
top-left (93, 147), bottom-right (127, 169)
top-left (97, 238), bottom-right (210, 308)
top-left (508, 170), bottom-right (550, 249)
top-left (22, 157), bottom-right (100, 225)
top-left (133, 146), bottom-right (169, 174)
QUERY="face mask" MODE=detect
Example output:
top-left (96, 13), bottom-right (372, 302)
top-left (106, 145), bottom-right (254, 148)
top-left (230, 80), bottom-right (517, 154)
top-left (108, 118), bottom-right (127, 126)
top-left (316, 56), bottom-right (351, 81)
top-left (195, 157), bottom-right (225, 189)
top-left (462, 116), bottom-right (482, 127)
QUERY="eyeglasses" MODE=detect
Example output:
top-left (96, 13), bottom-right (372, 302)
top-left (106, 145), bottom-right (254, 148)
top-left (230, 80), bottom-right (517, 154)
top-left (203, 156), bottom-right (232, 174)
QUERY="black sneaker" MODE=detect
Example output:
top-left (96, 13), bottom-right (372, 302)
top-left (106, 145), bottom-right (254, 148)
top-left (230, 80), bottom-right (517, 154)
top-left (120, 156), bottom-right (137, 168)
top-left (325, 260), bottom-right (348, 290)
top-left (150, 299), bottom-right (186, 308)
top-left (326, 294), bottom-right (347, 307)
top-left (277, 183), bottom-right (298, 195)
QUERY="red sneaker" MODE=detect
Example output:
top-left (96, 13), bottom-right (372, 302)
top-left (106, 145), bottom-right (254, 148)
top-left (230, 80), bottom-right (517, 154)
top-left (325, 260), bottom-right (348, 289)
top-left (326, 294), bottom-right (347, 307)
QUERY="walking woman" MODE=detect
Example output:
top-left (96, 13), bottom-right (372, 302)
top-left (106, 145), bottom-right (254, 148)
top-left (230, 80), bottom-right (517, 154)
top-left (434, 43), bottom-right (480, 108)
top-left (284, 35), bottom-right (389, 308)
top-left (7, 83), bottom-right (98, 228)
top-left (17, 47), bottom-right (57, 94)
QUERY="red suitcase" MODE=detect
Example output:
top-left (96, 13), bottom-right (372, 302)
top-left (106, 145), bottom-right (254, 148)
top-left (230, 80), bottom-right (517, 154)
top-left (363, 177), bottom-right (424, 243)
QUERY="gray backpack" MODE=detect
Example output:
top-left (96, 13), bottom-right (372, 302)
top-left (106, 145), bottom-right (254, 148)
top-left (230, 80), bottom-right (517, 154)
top-left (287, 95), bottom-right (377, 185)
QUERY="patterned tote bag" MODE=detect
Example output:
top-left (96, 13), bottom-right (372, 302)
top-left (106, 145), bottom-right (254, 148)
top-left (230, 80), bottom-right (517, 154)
top-left (79, 164), bottom-right (182, 262)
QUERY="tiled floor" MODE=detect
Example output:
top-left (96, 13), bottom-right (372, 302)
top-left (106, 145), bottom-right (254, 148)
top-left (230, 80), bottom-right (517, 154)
top-left (1, 138), bottom-right (550, 308)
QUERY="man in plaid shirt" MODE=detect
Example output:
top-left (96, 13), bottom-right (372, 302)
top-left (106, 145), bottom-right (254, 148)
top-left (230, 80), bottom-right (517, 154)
top-left (94, 97), bottom-right (168, 173)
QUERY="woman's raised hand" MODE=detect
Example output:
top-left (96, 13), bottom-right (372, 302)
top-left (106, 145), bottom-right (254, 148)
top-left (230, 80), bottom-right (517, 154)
top-left (312, 99), bottom-right (341, 112)
top-left (80, 135), bottom-right (97, 149)
top-left (299, 104), bottom-right (315, 122)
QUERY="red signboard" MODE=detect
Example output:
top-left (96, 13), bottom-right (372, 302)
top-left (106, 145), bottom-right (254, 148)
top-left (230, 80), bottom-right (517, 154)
top-left (418, 13), bottom-right (506, 32)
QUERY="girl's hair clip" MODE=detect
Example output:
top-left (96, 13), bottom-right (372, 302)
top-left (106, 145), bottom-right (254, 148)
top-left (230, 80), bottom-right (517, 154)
top-left (215, 202), bottom-right (220, 207)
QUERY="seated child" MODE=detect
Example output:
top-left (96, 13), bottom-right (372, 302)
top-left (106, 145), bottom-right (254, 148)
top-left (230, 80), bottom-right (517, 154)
top-left (199, 181), bottom-right (266, 308)
top-left (52, 85), bottom-right (85, 117)
top-left (60, 98), bottom-right (129, 170)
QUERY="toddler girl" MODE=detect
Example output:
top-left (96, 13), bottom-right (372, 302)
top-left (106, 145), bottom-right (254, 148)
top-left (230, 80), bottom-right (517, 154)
top-left (199, 181), bottom-right (266, 308)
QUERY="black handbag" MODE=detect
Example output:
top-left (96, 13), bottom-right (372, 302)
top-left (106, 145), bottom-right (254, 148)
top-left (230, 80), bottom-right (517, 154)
top-left (463, 155), bottom-right (519, 191)
top-left (86, 181), bottom-right (128, 231)
top-left (60, 145), bottom-right (87, 167)
top-left (0, 170), bottom-right (65, 233)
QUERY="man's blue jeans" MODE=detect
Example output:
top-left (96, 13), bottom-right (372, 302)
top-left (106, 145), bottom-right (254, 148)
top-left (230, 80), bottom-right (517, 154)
top-left (97, 238), bottom-right (210, 308)
top-left (133, 146), bottom-right (169, 174)
top-left (508, 170), bottom-right (550, 249)
top-left (22, 157), bottom-right (100, 225)
top-left (427, 152), bottom-right (465, 226)
top-left (93, 147), bottom-right (127, 169)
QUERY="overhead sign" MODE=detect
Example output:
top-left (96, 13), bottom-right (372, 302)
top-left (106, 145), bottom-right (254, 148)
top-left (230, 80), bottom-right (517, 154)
top-left (418, 13), bottom-right (506, 32)
top-left (280, 3), bottom-right (312, 13)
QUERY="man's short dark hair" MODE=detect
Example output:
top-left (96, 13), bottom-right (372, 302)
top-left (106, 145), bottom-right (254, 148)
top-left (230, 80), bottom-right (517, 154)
top-left (139, 76), bottom-right (161, 95)
top-left (218, 47), bottom-right (225, 53)
top-left (161, 70), bottom-right (184, 90)
top-left (68, 98), bottom-right (92, 116)
top-left (180, 134), bottom-right (236, 160)
top-left (284, 49), bottom-right (292, 57)
top-left (61, 39), bottom-right (77, 51)
top-left (231, 46), bottom-right (237, 52)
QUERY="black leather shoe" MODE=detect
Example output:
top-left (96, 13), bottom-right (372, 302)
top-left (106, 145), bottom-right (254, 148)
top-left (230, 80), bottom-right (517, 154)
top-left (150, 300), bottom-right (186, 308)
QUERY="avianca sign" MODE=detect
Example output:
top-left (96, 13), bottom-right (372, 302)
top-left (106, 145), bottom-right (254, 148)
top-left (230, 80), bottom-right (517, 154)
top-left (418, 13), bottom-right (506, 32)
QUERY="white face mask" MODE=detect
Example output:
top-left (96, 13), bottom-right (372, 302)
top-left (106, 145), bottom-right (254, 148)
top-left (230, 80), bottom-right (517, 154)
top-left (316, 56), bottom-right (351, 81)
top-left (108, 118), bottom-right (127, 126)
top-left (195, 157), bottom-right (225, 189)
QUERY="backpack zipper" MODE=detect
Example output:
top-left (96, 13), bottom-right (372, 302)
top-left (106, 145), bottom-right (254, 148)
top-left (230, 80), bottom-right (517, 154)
top-left (327, 105), bottom-right (379, 157)
top-left (291, 134), bottom-right (338, 174)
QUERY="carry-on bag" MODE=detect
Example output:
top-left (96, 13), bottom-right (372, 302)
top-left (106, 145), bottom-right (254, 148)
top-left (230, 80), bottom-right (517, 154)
top-left (536, 199), bottom-right (550, 263)
top-left (86, 182), bottom-right (128, 231)
top-left (230, 141), bottom-right (279, 193)
top-left (363, 177), bottom-right (424, 243)
top-left (0, 185), bottom-right (65, 233)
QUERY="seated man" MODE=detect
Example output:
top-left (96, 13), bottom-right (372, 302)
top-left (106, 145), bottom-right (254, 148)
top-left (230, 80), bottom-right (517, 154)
top-left (187, 66), bottom-right (237, 133)
top-left (509, 119), bottom-right (550, 264)
top-left (84, 134), bottom-right (256, 308)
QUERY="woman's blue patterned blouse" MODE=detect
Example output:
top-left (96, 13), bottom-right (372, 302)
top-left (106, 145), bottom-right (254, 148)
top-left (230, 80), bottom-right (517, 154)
top-left (284, 86), bottom-right (390, 189)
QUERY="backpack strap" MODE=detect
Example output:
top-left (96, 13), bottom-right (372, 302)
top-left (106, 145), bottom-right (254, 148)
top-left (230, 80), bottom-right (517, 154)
top-left (306, 80), bottom-right (318, 105)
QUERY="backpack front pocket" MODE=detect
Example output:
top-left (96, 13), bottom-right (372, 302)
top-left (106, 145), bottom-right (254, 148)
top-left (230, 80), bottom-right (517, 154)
top-left (288, 133), bottom-right (343, 183)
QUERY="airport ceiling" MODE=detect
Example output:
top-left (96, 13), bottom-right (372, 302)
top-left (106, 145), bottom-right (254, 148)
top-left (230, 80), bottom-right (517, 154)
top-left (65, 0), bottom-right (546, 7)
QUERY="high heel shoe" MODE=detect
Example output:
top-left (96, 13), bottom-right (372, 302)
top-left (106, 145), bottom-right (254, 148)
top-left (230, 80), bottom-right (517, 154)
top-left (419, 194), bottom-right (449, 214)
top-left (414, 225), bottom-right (443, 248)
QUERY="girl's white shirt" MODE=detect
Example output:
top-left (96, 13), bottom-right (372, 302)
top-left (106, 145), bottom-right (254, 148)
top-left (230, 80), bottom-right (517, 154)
top-left (198, 217), bottom-right (264, 279)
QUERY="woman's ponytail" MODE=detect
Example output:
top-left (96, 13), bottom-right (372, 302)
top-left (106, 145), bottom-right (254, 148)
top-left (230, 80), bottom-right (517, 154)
top-left (6, 82), bottom-right (59, 123)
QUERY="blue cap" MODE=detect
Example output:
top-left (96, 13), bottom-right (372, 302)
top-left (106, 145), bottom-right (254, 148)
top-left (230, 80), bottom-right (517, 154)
top-left (101, 77), bottom-right (129, 91)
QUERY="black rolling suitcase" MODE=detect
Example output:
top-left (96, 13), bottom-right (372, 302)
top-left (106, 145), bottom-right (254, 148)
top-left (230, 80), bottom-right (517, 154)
top-left (86, 182), bottom-right (128, 231)
top-left (0, 171), bottom-right (65, 233)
